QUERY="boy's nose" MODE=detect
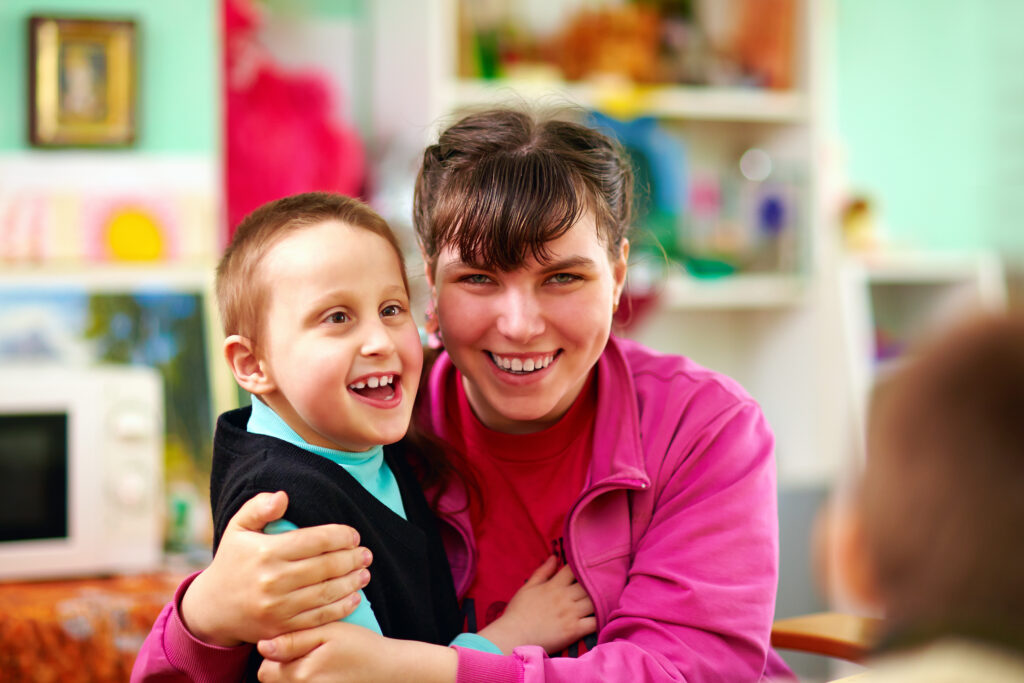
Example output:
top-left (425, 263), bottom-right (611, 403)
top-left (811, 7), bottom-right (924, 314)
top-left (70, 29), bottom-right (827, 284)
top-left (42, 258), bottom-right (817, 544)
top-left (360, 320), bottom-right (397, 356)
top-left (494, 289), bottom-right (545, 343)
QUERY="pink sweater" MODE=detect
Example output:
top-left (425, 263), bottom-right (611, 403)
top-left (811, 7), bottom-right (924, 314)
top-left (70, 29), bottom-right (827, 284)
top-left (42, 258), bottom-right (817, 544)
top-left (131, 336), bottom-right (790, 682)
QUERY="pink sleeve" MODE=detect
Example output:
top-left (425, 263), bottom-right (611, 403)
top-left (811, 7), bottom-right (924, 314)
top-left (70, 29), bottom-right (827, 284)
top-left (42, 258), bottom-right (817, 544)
top-left (130, 571), bottom-right (254, 683)
top-left (454, 402), bottom-right (789, 682)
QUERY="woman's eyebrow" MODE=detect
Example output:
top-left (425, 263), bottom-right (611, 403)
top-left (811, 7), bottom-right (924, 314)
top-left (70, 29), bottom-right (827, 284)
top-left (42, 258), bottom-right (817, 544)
top-left (540, 256), bottom-right (597, 272)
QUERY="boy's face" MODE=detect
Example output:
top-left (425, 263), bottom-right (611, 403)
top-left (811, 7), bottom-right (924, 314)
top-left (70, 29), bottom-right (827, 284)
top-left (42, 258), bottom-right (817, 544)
top-left (255, 219), bottom-right (422, 452)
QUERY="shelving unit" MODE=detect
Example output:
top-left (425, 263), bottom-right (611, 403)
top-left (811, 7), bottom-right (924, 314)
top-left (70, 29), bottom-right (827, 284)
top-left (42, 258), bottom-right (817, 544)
top-left (839, 250), bottom-right (1007, 458)
top-left (392, 0), bottom-right (837, 486)
top-left (447, 79), bottom-right (811, 123)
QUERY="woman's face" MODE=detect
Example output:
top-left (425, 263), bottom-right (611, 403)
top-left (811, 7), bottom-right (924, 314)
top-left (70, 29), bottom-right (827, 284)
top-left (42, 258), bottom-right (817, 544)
top-left (428, 212), bottom-right (628, 434)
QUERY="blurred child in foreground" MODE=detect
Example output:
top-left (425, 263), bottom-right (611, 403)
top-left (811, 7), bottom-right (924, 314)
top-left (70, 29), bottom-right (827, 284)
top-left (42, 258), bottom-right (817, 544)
top-left (833, 314), bottom-right (1024, 681)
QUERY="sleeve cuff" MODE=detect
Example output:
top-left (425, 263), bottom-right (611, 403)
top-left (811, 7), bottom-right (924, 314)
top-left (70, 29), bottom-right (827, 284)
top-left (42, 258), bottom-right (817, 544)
top-left (449, 632), bottom-right (502, 654)
top-left (164, 571), bottom-right (254, 681)
top-left (452, 645), bottom-right (524, 683)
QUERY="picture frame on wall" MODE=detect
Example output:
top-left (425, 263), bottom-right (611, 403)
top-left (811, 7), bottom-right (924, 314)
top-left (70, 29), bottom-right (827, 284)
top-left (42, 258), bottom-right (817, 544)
top-left (28, 16), bottom-right (138, 148)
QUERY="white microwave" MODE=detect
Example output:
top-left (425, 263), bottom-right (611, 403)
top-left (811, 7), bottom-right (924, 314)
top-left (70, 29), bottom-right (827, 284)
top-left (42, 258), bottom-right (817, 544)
top-left (0, 365), bottom-right (164, 580)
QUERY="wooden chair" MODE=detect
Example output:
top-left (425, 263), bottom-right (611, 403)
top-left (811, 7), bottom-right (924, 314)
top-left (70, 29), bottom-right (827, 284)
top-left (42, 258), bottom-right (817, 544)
top-left (772, 612), bottom-right (882, 681)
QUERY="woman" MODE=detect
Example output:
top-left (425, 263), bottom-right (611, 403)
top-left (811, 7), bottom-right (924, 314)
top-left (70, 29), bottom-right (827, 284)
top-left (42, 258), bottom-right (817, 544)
top-left (133, 108), bottom-right (789, 682)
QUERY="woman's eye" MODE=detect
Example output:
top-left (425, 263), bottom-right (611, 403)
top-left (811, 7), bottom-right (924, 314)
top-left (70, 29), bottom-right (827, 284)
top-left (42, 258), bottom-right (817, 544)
top-left (548, 273), bottom-right (581, 285)
top-left (381, 304), bottom-right (403, 318)
top-left (326, 311), bottom-right (349, 324)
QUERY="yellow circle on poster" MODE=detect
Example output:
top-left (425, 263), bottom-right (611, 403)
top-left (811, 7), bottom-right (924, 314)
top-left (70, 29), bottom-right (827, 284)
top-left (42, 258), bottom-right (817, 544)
top-left (106, 208), bottom-right (164, 261)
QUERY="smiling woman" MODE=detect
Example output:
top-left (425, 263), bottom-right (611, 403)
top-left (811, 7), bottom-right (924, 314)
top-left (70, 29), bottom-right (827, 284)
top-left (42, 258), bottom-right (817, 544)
top-left (133, 111), bottom-right (791, 683)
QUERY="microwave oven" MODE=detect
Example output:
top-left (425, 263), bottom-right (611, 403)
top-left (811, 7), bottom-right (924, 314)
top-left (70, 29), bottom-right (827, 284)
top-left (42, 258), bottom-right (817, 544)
top-left (0, 365), bottom-right (164, 580)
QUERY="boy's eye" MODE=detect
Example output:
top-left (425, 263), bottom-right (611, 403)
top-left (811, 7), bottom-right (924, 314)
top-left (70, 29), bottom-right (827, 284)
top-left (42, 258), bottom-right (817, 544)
top-left (327, 311), bottom-right (349, 324)
top-left (548, 273), bottom-right (581, 285)
top-left (461, 273), bottom-right (492, 285)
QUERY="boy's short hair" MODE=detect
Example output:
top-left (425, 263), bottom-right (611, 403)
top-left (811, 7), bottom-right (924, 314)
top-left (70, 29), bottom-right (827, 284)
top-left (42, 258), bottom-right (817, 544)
top-left (862, 314), bottom-right (1024, 648)
top-left (216, 192), bottom-right (408, 346)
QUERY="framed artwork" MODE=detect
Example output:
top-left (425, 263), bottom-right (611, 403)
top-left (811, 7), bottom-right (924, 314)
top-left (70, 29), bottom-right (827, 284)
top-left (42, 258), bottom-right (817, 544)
top-left (28, 16), bottom-right (138, 147)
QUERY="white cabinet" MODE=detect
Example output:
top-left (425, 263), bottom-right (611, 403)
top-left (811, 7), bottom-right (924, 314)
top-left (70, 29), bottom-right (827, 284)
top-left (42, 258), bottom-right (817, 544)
top-left (839, 251), bottom-right (1007, 459)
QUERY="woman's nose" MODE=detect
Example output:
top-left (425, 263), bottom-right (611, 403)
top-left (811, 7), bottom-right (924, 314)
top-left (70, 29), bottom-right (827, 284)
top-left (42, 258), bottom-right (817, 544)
top-left (494, 289), bottom-right (545, 342)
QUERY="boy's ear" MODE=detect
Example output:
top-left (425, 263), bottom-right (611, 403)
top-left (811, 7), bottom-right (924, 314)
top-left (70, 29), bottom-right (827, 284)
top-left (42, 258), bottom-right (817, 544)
top-left (224, 335), bottom-right (275, 395)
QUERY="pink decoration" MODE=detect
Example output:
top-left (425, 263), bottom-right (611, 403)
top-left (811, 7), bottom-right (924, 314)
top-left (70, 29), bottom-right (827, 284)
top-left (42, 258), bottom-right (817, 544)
top-left (223, 0), bottom-right (366, 240)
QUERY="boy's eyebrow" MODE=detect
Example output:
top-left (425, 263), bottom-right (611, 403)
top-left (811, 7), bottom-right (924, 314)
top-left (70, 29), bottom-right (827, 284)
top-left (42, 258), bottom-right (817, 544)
top-left (306, 284), bottom-right (408, 314)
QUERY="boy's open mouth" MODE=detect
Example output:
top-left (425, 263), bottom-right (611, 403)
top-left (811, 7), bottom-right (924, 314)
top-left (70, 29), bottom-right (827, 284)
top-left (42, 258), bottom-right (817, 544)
top-left (348, 374), bottom-right (397, 400)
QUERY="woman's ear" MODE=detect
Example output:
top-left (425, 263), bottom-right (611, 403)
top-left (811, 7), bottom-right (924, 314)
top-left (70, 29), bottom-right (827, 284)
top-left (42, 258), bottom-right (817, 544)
top-left (224, 335), bottom-right (275, 395)
top-left (612, 238), bottom-right (630, 309)
top-left (421, 249), bottom-right (436, 294)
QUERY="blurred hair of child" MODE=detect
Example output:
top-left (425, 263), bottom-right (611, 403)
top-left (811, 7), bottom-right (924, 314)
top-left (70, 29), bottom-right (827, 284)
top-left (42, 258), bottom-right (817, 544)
top-left (832, 313), bottom-right (1024, 682)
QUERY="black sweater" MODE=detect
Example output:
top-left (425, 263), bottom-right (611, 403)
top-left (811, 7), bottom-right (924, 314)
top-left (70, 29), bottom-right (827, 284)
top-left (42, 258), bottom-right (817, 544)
top-left (210, 407), bottom-right (462, 680)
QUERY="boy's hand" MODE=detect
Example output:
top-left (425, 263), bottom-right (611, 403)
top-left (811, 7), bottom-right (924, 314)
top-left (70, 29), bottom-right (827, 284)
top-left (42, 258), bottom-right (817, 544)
top-left (477, 555), bottom-right (596, 654)
top-left (181, 491), bottom-right (373, 647)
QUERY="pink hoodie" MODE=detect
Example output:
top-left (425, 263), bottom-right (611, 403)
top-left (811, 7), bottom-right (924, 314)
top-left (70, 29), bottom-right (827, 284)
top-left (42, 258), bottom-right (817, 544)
top-left (436, 336), bottom-right (790, 682)
top-left (131, 336), bottom-right (789, 682)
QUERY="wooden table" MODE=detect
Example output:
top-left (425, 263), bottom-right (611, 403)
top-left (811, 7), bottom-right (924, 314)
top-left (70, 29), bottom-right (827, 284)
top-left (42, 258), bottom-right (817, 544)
top-left (0, 572), bottom-right (185, 683)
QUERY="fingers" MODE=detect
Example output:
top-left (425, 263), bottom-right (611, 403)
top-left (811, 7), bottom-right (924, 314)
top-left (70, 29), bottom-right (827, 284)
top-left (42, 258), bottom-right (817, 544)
top-left (280, 570), bottom-right (371, 629)
top-left (275, 524), bottom-right (363, 562)
top-left (523, 555), bottom-right (559, 586)
top-left (231, 491), bottom-right (289, 532)
top-left (548, 563), bottom-right (578, 587)
top-left (258, 623), bottom-right (335, 663)
top-left (575, 594), bottom-right (595, 618)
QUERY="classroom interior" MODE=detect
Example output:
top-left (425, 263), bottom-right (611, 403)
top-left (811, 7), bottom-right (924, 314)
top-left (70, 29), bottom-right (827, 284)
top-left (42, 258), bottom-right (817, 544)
top-left (1, 0), bottom-right (1022, 680)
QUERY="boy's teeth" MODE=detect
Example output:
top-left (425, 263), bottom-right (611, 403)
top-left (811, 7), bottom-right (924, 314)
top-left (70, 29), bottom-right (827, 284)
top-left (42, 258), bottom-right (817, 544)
top-left (349, 375), bottom-right (395, 390)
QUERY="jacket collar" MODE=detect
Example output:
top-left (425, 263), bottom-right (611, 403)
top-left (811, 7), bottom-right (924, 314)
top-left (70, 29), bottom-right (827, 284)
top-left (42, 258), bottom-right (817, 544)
top-left (427, 335), bottom-right (650, 497)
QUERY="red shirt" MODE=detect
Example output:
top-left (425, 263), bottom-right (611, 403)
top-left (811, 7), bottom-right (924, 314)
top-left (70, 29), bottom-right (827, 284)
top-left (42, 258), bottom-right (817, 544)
top-left (446, 370), bottom-right (597, 657)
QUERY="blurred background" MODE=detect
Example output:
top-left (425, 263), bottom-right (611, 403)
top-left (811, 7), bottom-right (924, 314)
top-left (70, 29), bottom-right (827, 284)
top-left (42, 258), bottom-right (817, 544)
top-left (1, 0), bottom-right (1022, 678)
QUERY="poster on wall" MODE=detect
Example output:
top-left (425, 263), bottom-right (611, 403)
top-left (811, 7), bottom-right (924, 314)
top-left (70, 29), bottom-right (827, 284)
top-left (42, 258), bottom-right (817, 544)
top-left (28, 15), bottom-right (138, 148)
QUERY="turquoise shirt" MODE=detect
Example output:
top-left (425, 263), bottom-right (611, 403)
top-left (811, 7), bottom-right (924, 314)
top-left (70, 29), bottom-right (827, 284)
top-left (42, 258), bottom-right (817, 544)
top-left (246, 397), bottom-right (499, 653)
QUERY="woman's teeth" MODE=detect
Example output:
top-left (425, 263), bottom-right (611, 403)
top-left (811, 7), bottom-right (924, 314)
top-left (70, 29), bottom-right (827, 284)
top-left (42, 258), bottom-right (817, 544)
top-left (490, 353), bottom-right (554, 374)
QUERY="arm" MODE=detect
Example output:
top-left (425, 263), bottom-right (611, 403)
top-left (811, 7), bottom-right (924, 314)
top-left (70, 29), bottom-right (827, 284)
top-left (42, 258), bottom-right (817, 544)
top-left (254, 403), bottom-right (783, 682)
top-left (131, 492), bottom-right (371, 682)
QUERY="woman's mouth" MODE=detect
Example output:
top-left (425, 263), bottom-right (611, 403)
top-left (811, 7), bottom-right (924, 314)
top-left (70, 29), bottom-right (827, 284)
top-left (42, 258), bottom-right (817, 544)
top-left (488, 352), bottom-right (558, 375)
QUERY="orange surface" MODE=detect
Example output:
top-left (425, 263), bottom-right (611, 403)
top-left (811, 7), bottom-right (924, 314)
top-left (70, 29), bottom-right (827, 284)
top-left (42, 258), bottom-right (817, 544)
top-left (0, 572), bottom-right (183, 683)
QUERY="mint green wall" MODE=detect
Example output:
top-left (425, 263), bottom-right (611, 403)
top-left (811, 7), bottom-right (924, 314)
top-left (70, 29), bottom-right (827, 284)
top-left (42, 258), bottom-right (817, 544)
top-left (0, 0), bottom-right (218, 153)
top-left (836, 0), bottom-right (1024, 254)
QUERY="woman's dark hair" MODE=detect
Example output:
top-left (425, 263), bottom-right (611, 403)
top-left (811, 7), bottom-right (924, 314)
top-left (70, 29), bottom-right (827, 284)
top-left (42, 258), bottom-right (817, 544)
top-left (413, 107), bottom-right (634, 273)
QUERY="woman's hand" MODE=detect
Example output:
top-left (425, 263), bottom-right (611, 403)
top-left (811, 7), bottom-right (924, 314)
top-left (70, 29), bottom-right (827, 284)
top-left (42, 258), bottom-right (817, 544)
top-left (181, 491), bottom-right (373, 647)
top-left (257, 622), bottom-right (457, 683)
top-left (478, 555), bottom-right (596, 654)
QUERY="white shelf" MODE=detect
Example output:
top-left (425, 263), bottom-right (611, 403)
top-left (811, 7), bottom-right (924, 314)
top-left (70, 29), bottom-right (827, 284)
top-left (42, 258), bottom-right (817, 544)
top-left (661, 272), bottom-right (807, 309)
top-left (0, 264), bottom-right (215, 292)
top-left (447, 79), bottom-right (810, 123)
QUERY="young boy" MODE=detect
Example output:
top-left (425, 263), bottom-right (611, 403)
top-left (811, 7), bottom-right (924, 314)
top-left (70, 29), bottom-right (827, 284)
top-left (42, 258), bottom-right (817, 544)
top-left (835, 314), bottom-right (1024, 681)
top-left (207, 192), bottom-right (592, 679)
